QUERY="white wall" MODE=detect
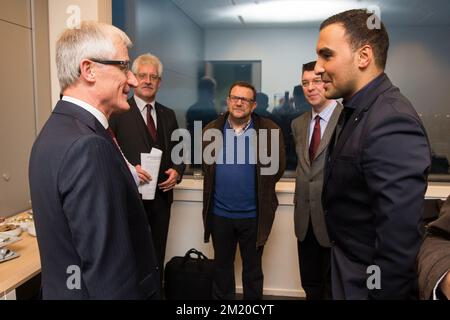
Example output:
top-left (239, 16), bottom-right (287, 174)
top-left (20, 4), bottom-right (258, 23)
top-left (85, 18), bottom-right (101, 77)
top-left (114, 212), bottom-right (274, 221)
top-left (167, 180), bottom-right (304, 297)
top-left (205, 26), bottom-right (450, 159)
top-left (48, 0), bottom-right (112, 108)
top-left (388, 27), bottom-right (450, 158)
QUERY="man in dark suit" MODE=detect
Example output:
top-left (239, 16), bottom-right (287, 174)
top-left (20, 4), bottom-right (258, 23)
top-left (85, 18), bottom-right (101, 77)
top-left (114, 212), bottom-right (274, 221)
top-left (28, 22), bottom-right (159, 299)
top-left (291, 61), bottom-right (342, 300)
top-left (315, 9), bottom-right (431, 299)
top-left (109, 53), bottom-right (185, 289)
top-left (418, 195), bottom-right (450, 300)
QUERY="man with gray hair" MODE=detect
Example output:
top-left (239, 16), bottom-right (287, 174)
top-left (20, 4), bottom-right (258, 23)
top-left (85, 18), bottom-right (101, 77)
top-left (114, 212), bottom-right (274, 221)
top-left (29, 21), bottom-right (159, 299)
top-left (110, 53), bottom-right (185, 292)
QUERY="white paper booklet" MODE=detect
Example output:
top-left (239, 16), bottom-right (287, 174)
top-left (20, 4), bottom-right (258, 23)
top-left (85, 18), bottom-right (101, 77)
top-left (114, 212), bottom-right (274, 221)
top-left (138, 148), bottom-right (163, 200)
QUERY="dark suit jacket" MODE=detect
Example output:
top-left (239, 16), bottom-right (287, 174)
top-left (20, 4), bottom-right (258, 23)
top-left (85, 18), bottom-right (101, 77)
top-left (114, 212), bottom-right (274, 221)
top-left (323, 74), bottom-right (431, 299)
top-left (29, 100), bottom-right (159, 299)
top-left (418, 195), bottom-right (450, 299)
top-left (109, 97), bottom-right (185, 204)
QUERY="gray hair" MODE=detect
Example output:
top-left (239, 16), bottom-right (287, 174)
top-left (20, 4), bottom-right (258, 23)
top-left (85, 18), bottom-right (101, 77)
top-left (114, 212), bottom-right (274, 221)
top-left (56, 21), bottom-right (132, 91)
top-left (132, 53), bottom-right (163, 78)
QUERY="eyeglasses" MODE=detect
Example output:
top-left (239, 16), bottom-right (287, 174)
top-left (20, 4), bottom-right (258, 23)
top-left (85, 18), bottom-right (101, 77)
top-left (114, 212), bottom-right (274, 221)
top-left (136, 73), bottom-right (160, 81)
top-left (91, 59), bottom-right (130, 73)
top-left (229, 95), bottom-right (254, 106)
top-left (301, 79), bottom-right (324, 88)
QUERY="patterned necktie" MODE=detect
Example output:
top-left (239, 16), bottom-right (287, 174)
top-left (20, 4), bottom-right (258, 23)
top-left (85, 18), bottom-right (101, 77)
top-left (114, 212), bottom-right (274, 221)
top-left (309, 115), bottom-right (321, 161)
top-left (146, 104), bottom-right (157, 141)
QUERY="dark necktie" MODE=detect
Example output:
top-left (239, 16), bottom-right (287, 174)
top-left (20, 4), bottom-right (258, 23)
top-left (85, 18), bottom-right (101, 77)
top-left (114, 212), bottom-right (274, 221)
top-left (106, 127), bottom-right (120, 150)
top-left (146, 104), bottom-right (157, 141)
top-left (107, 127), bottom-right (132, 172)
top-left (309, 115), bottom-right (321, 161)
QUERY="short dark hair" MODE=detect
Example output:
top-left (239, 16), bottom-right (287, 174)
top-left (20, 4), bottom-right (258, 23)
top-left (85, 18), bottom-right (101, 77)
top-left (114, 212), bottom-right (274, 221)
top-left (302, 61), bottom-right (316, 74)
top-left (228, 81), bottom-right (256, 100)
top-left (320, 9), bottom-right (389, 69)
top-left (256, 92), bottom-right (268, 108)
top-left (199, 76), bottom-right (216, 93)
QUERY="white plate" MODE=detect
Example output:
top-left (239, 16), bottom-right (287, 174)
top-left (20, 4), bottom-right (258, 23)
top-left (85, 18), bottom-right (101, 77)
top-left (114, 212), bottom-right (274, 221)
top-left (0, 248), bottom-right (20, 263)
top-left (0, 234), bottom-right (21, 248)
top-left (0, 226), bottom-right (22, 237)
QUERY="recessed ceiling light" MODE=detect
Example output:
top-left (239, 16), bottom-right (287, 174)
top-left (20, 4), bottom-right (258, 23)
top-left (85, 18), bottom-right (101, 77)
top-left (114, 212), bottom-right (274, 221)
top-left (217, 0), bottom-right (369, 23)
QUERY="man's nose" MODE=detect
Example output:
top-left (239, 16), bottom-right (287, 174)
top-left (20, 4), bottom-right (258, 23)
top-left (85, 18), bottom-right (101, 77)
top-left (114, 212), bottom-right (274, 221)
top-left (314, 61), bottom-right (325, 75)
top-left (128, 71), bottom-right (138, 87)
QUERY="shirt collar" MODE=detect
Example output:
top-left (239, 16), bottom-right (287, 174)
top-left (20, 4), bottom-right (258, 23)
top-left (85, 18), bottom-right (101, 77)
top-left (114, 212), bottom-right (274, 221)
top-left (134, 95), bottom-right (155, 112)
top-left (344, 73), bottom-right (385, 109)
top-left (225, 115), bottom-right (253, 135)
top-left (311, 100), bottom-right (337, 123)
top-left (62, 96), bottom-right (108, 129)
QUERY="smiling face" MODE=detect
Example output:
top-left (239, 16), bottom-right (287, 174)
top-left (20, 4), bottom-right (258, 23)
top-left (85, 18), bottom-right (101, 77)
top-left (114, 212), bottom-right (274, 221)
top-left (96, 40), bottom-right (138, 116)
top-left (301, 70), bottom-right (329, 112)
top-left (227, 85), bottom-right (256, 123)
top-left (315, 23), bottom-right (360, 101)
top-left (133, 63), bottom-right (161, 103)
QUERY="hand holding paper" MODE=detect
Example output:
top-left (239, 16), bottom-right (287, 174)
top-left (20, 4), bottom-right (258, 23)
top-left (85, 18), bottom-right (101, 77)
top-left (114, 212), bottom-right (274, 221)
top-left (138, 148), bottom-right (162, 200)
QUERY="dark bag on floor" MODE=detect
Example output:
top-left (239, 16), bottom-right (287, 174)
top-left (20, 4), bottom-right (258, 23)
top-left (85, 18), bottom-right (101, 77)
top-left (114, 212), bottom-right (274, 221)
top-left (164, 248), bottom-right (214, 300)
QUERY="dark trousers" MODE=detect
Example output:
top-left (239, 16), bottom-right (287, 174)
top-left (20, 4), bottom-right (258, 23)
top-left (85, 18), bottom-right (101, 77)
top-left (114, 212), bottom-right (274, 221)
top-left (211, 215), bottom-right (264, 300)
top-left (297, 222), bottom-right (331, 300)
top-left (143, 193), bottom-right (171, 291)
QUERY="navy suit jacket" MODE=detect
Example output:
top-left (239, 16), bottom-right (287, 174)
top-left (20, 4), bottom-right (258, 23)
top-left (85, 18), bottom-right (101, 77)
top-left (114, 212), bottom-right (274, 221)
top-left (323, 74), bottom-right (431, 299)
top-left (29, 100), bottom-right (159, 299)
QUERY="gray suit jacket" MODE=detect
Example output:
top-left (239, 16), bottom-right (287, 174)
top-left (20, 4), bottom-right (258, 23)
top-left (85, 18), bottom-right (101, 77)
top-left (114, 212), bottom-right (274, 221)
top-left (291, 102), bottom-right (343, 247)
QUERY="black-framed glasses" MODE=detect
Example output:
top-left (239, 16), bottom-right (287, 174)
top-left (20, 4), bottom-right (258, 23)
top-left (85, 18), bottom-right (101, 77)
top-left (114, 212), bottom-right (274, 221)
top-left (229, 95), bottom-right (254, 106)
top-left (91, 59), bottom-right (130, 73)
top-left (136, 73), bottom-right (160, 82)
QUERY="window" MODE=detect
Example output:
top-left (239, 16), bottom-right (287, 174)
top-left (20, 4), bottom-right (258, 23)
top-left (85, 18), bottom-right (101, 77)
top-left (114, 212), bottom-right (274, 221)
top-left (113, 0), bottom-right (450, 179)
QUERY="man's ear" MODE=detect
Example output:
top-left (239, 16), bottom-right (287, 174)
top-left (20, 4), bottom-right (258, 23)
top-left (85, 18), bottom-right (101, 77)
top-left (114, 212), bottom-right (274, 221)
top-left (357, 45), bottom-right (373, 69)
top-left (79, 59), bottom-right (96, 83)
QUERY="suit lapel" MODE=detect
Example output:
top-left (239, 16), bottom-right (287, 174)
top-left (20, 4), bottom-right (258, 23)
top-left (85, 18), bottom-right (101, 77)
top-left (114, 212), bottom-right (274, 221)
top-left (155, 102), bottom-right (167, 149)
top-left (313, 102), bottom-right (343, 161)
top-left (300, 112), bottom-right (312, 167)
top-left (324, 74), bottom-right (393, 185)
top-left (94, 120), bottom-right (137, 185)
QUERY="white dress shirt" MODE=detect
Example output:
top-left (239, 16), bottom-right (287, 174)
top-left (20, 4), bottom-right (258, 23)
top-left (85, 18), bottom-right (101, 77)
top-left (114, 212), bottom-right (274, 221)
top-left (308, 100), bottom-right (338, 144)
top-left (433, 270), bottom-right (449, 300)
top-left (134, 95), bottom-right (157, 129)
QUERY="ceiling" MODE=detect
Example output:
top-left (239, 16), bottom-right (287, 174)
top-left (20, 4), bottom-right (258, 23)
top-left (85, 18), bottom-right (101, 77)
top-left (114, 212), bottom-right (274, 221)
top-left (171, 0), bottom-right (450, 28)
